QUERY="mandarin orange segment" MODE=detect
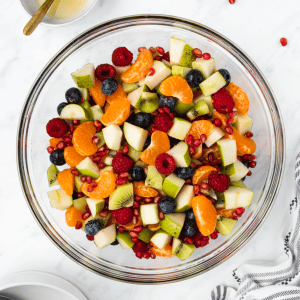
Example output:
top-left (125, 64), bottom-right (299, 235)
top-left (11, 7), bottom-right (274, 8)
top-left (186, 120), bottom-right (215, 141)
top-left (64, 146), bottom-right (86, 167)
top-left (121, 49), bottom-right (153, 83)
top-left (88, 78), bottom-right (106, 107)
top-left (224, 127), bottom-right (256, 156)
top-left (81, 170), bottom-right (116, 199)
top-left (72, 121), bottom-right (98, 156)
top-left (133, 181), bottom-right (158, 197)
top-left (122, 216), bottom-right (143, 230)
top-left (201, 144), bottom-right (222, 163)
top-left (100, 98), bottom-right (131, 126)
top-left (150, 243), bottom-right (173, 257)
top-left (225, 82), bottom-right (250, 114)
top-left (193, 144), bottom-right (203, 160)
top-left (160, 76), bottom-right (193, 105)
top-left (57, 169), bottom-right (75, 196)
top-left (192, 195), bottom-right (217, 236)
top-left (140, 131), bottom-right (170, 165)
top-left (65, 206), bottom-right (84, 227)
top-left (212, 110), bottom-right (227, 129)
top-left (148, 223), bottom-right (161, 231)
top-left (192, 166), bottom-right (217, 185)
top-left (104, 102), bottom-right (110, 112)
top-left (106, 84), bottom-right (127, 104)
top-left (49, 137), bottom-right (63, 148)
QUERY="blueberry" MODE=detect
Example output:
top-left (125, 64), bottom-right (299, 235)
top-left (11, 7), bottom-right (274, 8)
top-left (72, 190), bottom-right (78, 200)
top-left (143, 136), bottom-right (151, 151)
top-left (50, 149), bottom-right (65, 166)
top-left (159, 196), bottom-right (176, 214)
top-left (111, 239), bottom-right (119, 246)
top-left (65, 88), bottom-right (82, 104)
top-left (126, 113), bottom-right (136, 125)
top-left (186, 69), bottom-right (204, 88)
top-left (175, 167), bottom-right (196, 180)
top-left (134, 112), bottom-right (152, 130)
top-left (186, 209), bottom-right (195, 221)
top-left (57, 102), bottom-right (68, 116)
top-left (101, 77), bottom-right (118, 95)
top-left (218, 69), bottom-right (231, 87)
top-left (169, 137), bottom-right (180, 148)
top-left (84, 220), bottom-right (103, 236)
top-left (130, 166), bottom-right (146, 181)
top-left (159, 95), bottom-right (177, 110)
top-left (181, 220), bottom-right (197, 237)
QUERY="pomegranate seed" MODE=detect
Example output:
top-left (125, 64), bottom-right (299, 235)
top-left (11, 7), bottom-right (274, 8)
top-left (245, 132), bottom-right (254, 138)
top-left (119, 172), bottom-right (129, 178)
top-left (69, 125), bottom-right (74, 132)
top-left (134, 196), bottom-right (142, 201)
top-left (94, 120), bottom-right (101, 127)
top-left (227, 117), bottom-right (234, 125)
top-left (86, 235), bottom-right (94, 241)
top-left (201, 182), bottom-right (209, 190)
top-left (232, 216), bottom-right (238, 220)
top-left (62, 136), bottom-right (71, 143)
top-left (93, 156), bottom-right (102, 163)
top-left (249, 161), bottom-right (256, 168)
top-left (133, 202), bottom-right (140, 208)
top-left (156, 46), bottom-right (165, 55)
top-left (186, 135), bottom-right (194, 146)
top-left (169, 112), bottom-right (175, 119)
top-left (118, 226), bottom-right (125, 233)
top-left (122, 144), bottom-right (129, 154)
top-left (129, 231), bottom-right (138, 238)
top-left (144, 197), bottom-right (153, 204)
top-left (203, 53), bottom-right (211, 60)
top-left (81, 176), bottom-right (87, 182)
top-left (189, 146), bottom-right (195, 156)
top-left (71, 169), bottom-right (80, 176)
top-left (75, 221), bottom-right (82, 230)
top-left (154, 196), bottom-right (161, 204)
top-left (207, 153), bottom-right (214, 163)
top-left (136, 252), bottom-right (143, 259)
top-left (73, 120), bottom-right (80, 125)
top-left (98, 146), bottom-right (105, 152)
top-left (185, 179), bottom-right (192, 185)
top-left (133, 225), bottom-right (143, 233)
top-left (149, 47), bottom-right (156, 53)
top-left (228, 112), bottom-right (236, 117)
top-left (210, 231), bottom-right (218, 239)
top-left (163, 106), bottom-right (170, 114)
top-left (86, 176), bottom-right (92, 184)
top-left (193, 139), bottom-right (202, 147)
top-left (190, 162), bottom-right (196, 168)
top-left (143, 251), bottom-right (151, 259)
top-left (116, 178), bottom-right (127, 185)
top-left (154, 56), bottom-right (162, 61)
top-left (132, 216), bottom-right (138, 225)
top-left (194, 239), bottom-right (201, 248)
top-left (99, 211), bottom-right (108, 217)
top-left (92, 182), bottom-right (98, 188)
top-left (199, 134), bottom-right (206, 143)
top-left (92, 136), bottom-right (100, 144)
top-left (251, 155), bottom-right (257, 161)
top-left (87, 185), bottom-right (94, 192)
top-left (98, 162), bottom-right (105, 169)
top-left (193, 48), bottom-right (202, 58)
top-left (134, 209), bottom-right (139, 216)
top-left (247, 171), bottom-right (252, 176)
top-left (280, 37), bottom-right (287, 46)
top-left (151, 253), bottom-right (156, 259)
top-left (229, 0), bottom-right (235, 3)
top-left (98, 151), bottom-right (107, 157)
top-left (214, 118), bottom-right (222, 127)
top-left (138, 47), bottom-right (146, 52)
top-left (148, 68), bottom-right (155, 76)
top-left (186, 237), bottom-right (194, 244)
top-left (158, 107), bottom-right (165, 114)
top-left (47, 146), bottom-right (55, 154)
top-left (242, 154), bottom-right (252, 161)
top-left (159, 211), bottom-right (165, 220)
top-left (131, 237), bottom-right (139, 243)
top-left (225, 126), bottom-right (233, 135)
top-left (82, 212), bottom-right (91, 220)
top-left (236, 207), bottom-right (245, 216)
top-left (194, 184), bottom-right (200, 195)
top-left (56, 141), bottom-right (65, 149)
top-left (77, 192), bottom-right (84, 198)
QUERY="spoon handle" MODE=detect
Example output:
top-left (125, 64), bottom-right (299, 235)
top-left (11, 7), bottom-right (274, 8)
top-left (23, 0), bottom-right (55, 36)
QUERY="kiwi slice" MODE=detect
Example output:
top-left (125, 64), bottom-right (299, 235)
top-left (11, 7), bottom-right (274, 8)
top-left (175, 242), bottom-right (196, 261)
top-left (117, 232), bottom-right (134, 248)
top-left (145, 165), bottom-right (164, 190)
top-left (47, 164), bottom-right (59, 187)
top-left (73, 197), bottom-right (87, 212)
top-left (174, 101), bottom-right (194, 116)
top-left (138, 228), bottom-right (153, 243)
top-left (109, 183), bottom-right (134, 210)
top-left (136, 92), bottom-right (159, 113)
top-left (82, 213), bottom-right (111, 231)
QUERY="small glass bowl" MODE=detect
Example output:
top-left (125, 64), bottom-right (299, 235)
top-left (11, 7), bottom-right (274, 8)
top-left (17, 15), bottom-right (285, 284)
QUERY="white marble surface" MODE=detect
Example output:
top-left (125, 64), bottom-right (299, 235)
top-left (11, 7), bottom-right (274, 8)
top-left (1, 0), bottom-right (300, 298)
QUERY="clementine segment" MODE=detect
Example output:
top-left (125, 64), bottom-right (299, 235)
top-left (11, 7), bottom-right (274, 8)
top-left (192, 195), bottom-right (217, 236)
top-left (122, 216), bottom-right (143, 230)
top-left (160, 76), bottom-right (193, 105)
top-left (88, 78), bottom-right (106, 107)
top-left (106, 84), bottom-right (127, 104)
top-left (140, 131), bottom-right (170, 165)
top-left (57, 168), bottom-right (75, 196)
top-left (65, 206), bottom-right (84, 227)
top-left (133, 181), bottom-right (158, 197)
top-left (150, 243), bottom-right (173, 257)
top-left (100, 98), bottom-right (131, 126)
top-left (192, 166), bottom-right (217, 185)
top-left (121, 49), bottom-right (153, 83)
top-left (148, 223), bottom-right (161, 231)
top-left (225, 82), bottom-right (249, 114)
top-left (72, 121), bottom-right (98, 156)
top-left (64, 146), bottom-right (86, 167)
top-left (201, 144), bottom-right (222, 163)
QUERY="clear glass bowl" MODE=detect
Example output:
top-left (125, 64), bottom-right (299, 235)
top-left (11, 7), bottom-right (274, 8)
top-left (17, 15), bottom-right (285, 284)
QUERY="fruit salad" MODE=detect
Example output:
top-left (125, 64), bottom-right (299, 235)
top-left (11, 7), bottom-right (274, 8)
top-left (46, 37), bottom-right (257, 261)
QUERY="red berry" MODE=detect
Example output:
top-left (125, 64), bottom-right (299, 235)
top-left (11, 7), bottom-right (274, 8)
top-left (132, 241), bottom-right (148, 253)
top-left (193, 48), bottom-right (202, 58)
top-left (148, 68), bottom-right (155, 76)
top-left (202, 53), bottom-right (211, 60)
top-left (122, 144), bottom-right (129, 154)
top-left (112, 207), bottom-right (134, 225)
top-left (245, 131), bottom-right (253, 138)
top-left (213, 88), bottom-right (235, 114)
top-left (280, 38), bottom-right (287, 46)
top-left (156, 46), bottom-right (165, 55)
top-left (186, 135), bottom-right (194, 146)
top-left (225, 126), bottom-right (233, 135)
top-left (154, 56), bottom-right (162, 61)
top-left (229, 0), bottom-right (235, 3)
top-left (210, 231), bottom-right (218, 239)
top-left (155, 153), bottom-right (176, 175)
top-left (112, 152), bottom-right (134, 174)
top-left (208, 171), bottom-right (230, 193)
top-left (236, 207), bottom-right (245, 216)
top-left (95, 64), bottom-right (116, 81)
top-left (47, 146), bottom-right (55, 154)
top-left (86, 235), bottom-right (94, 241)
top-left (46, 118), bottom-right (68, 138)
top-left (153, 113), bottom-right (173, 132)
top-left (75, 221), bottom-right (82, 230)
top-left (112, 47), bottom-right (133, 66)
top-left (161, 51), bottom-right (170, 62)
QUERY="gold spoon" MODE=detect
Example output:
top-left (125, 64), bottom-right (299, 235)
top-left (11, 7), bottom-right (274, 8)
top-left (23, 0), bottom-right (55, 36)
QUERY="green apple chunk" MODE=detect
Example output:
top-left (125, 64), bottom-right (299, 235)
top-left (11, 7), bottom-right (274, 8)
top-left (232, 112), bottom-right (253, 136)
top-left (109, 183), bottom-right (134, 210)
top-left (217, 138), bottom-right (237, 166)
top-left (200, 71), bottom-right (227, 96)
top-left (86, 198), bottom-right (105, 217)
top-left (216, 218), bottom-right (237, 236)
top-left (47, 164), bottom-right (59, 187)
top-left (230, 180), bottom-right (247, 188)
top-left (60, 104), bottom-right (88, 120)
top-left (205, 128), bottom-right (224, 148)
top-left (195, 95), bottom-right (213, 116)
top-left (94, 224), bottom-right (116, 250)
top-left (145, 166), bottom-right (164, 190)
top-left (192, 57), bottom-right (215, 79)
top-left (168, 117), bottom-right (192, 140)
top-left (138, 228), bottom-right (153, 243)
top-left (103, 125), bottom-right (123, 150)
top-left (224, 186), bottom-right (254, 209)
top-left (80, 100), bottom-right (93, 121)
top-left (167, 141), bottom-right (191, 167)
top-left (145, 61), bottom-right (172, 90)
top-left (79, 88), bottom-right (90, 101)
top-left (73, 197), bottom-right (87, 212)
top-left (128, 146), bottom-right (141, 162)
top-left (123, 122), bottom-right (148, 151)
top-left (225, 160), bottom-right (249, 182)
top-left (176, 242), bottom-right (196, 260)
top-left (76, 157), bottom-right (99, 179)
top-left (122, 82), bottom-right (138, 93)
top-left (137, 92), bottom-right (159, 113)
top-left (175, 185), bottom-right (194, 212)
top-left (117, 232), bottom-right (135, 248)
top-left (169, 37), bottom-right (186, 65)
top-left (174, 101), bottom-right (194, 116)
top-left (150, 229), bottom-right (172, 249)
top-left (71, 63), bottom-right (95, 88)
top-left (140, 203), bottom-right (160, 225)
top-left (90, 105), bottom-right (104, 121)
top-left (160, 213), bottom-right (186, 238)
top-left (172, 65), bottom-right (191, 78)
top-left (186, 99), bottom-right (209, 120)
top-left (128, 85), bottom-right (149, 107)
top-left (94, 131), bottom-right (105, 149)
top-left (47, 188), bottom-right (73, 211)
top-left (163, 173), bottom-right (185, 198)
top-left (179, 44), bottom-right (196, 68)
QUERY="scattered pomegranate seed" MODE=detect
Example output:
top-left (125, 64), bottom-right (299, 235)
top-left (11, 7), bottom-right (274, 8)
top-left (169, 112), bottom-right (175, 119)
top-left (186, 237), bottom-right (194, 244)
top-left (87, 185), bottom-right (94, 192)
top-left (92, 136), bottom-right (100, 144)
top-left (228, 111), bottom-right (236, 117)
top-left (193, 139), bottom-right (202, 147)
top-left (150, 253), bottom-right (156, 259)
top-left (214, 118), bottom-right (222, 127)
top-left (93, 156), bottom-right (102, 163)
top-left (194, 184), bottom-right (201, 195)
top-left (200, 134), bottom-right (207, 143)
top-left (229, 0), bottom-right (235, 3)
top-left (56, 141), bottom-right (65, 149)
top-left (75, 221), bottom-right (82, 230)
top-left (138, 47), bottom-right (146, 52)
top-left (132, 216), bottom-right (138, 225)
top-left (86, 235), bottom-right (94, 241)
top-left (133, 202), bottom-right (140, 208)
top-left (118, 226), bottom-right (125, 233)
top-left (251, 155), bottom-right (257, 161)
top-left (71, 168), bottom-right (80, 176)
top-left (99, 211), bottom-right (108, 217)
top-left (81, 176), bottom-right (87, 182)
top-left (154, 56), bottom-right (162, 61)
top-left (227, 117), bottom-right (234, 126)
top-left (186, 135), bottom-right (194, 146)
top-left (134, 209), bottom-right (139, 216)
top-left (93, 120), bottom-right (102, 129)
top-left (154, 196), bottom-right (161, 204)
top-left (131, 237), bottom-right (139, 243)
top-left (149, 47), bottom-right (156, 53)
top-left (185, 179), bottom-right (192, 185)
top-left (119, 172), bottom-right (129, 178)
top-left (201, 182), bottom-right (210, 190)
top-left (193, 48), bottom-right (202, 58)
top-left (116, 178), bottom-right (127, 185)
top-left (92, 182), bottom-right (98, 188)
top-left (47, 146), bottom-right (55, 154)
top-left (98, 146), bottom-right (105, 152)
top-left (143, 252), bottom-right (151, 259)
top-left (247, 171), bottom-right (252, 176)
top-left (136, 252), bottom-right (143, 259)
top-left (245, 132), bottom-right (254, 138)
top-left (133, 225), bottom-right (143, 233)
top-left (189, 146), bottom-right (195, 156)
top-left (134, 195), bottom-right (142, 201)
top-left (190, 162), bottom-right (196, 168)
top-left (158, 107), bottom-right (165, 114)
top-left (152, 110), bottom-right (158, 116)
top-left (82, 212), bottom-right (91, 220)
top-left (163, 106), bottom-right (170, 114)
top-left (236, 207), bottom-right (245, 216)
top-left (242, 154), bottom-right (252, 161)
top-left (225, 126), bottom-right (233, 135)
top-left (144, 197), bottom-right (153, 204)
top-left (98, 163), bottom-right (106, 169)
top-left (69, 125), bottom-right (74, 132)
top-left (86, 176), bottom-right (92, 184)
top-left (280, 37), bottom-right (287, 46)
top-left (73, 120), bottom-right (80, 125)
top-left (249, 161), bottom-right (257, 168)
top-left (202, 53), bottom-right (211, 60)
top-left (77, 192), bottom-right (84, 198)
top-left (208, 153), bottom-right (214, 162)
top-left (210, 231), bottom-right (218, 239)
top-left (122, 144), bottom-right (129, 154)
top-left (129, 231), bottom-right (138, 238)
top-left (159, 211), bottom-right (165, 220)
top-left (156, 46), bottom-right (165, 55)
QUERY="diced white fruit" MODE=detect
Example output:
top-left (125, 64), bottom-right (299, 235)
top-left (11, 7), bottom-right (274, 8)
top-left (103, 125), bottom-right (123, 150)
top-left (94, 224), bottom-right (116, 250)
top-left (217, 138), bottom-right (237, 166)
top-left (138, 78), bottom-right (146, 87)
top-left (47, 188), bottom-right (73, 211)
top-left (200, 72), bottom-right (227, 96)
top-left (71, 63), bottom-right (95, 88)
top-left (114, 65), bottom-right (131, 82)
top-left (76, 157), bottom-right (99, 179)
top-left (175, 185), bottom-right (194, 212)
top-left (162, 59), bottom-right (171, 67)
top-left (163, 173), bottom-right (185, 198)
top-left (86, 198), bottom-right (105, 217)
top-left (223, 188), bottom-right (238, 209)
top-left (205, 128), bottom-right (225, 148)
top-left (232, 113), bottom-right (253, 136)
top-left (195, 95), bottom-right (213, 116)
top-left (103, 156), bottom-right (113, 165)
top-left (128, 146), bottom-right (141, 162)
top-left (159, 213), bottom-right (186, 238)
top-left (225, 160), bottom-right (249, 182)
top-left (123, 122), bottom-right (148, 151)
top-left (216, 218), bottom-right (237, 236)
top-left (192, 58), bottom-right (215, 79)
top-left (169, 37), bottom-right (186, 65)
top-left (127, 85), bottom-right (148, 107)
top-left (167, 141), bottom-right (191, 167)
top-left (171, 65), bottom-right (191, 78)
top-left (145, 61), bottom-right (172, 90)
top-left (150, 229), bottom-right (172, 249)
top-left (172, 237), bottom-right (182, 254)
top-left (122, 82), bottom-right (138, 93)
top-left (224, 186), bottom-right (254, 209)
top-left (60, 104), bottom-right (88, 120)
top-left (168, 117), bottom-right (192, 140)
top-left (90, 105), bottom-right (103, 121)
top-left (79, 88), bottom-right (90, 101)
top-left (140, 203), bottom-right (160, 225)
top-left (186, 99), bottom-right (209, 120)
top-left (117, 232), bottom-right (134, 248)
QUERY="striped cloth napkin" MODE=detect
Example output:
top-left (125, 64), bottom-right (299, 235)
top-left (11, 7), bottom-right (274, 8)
top-left (211, 153), bottom-right (300, 300)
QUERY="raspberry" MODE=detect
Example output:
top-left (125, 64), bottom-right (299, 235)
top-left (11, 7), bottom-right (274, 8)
top-left (280, 38), bottom-right (287, 47)
top-left (153, 113), bottom-right (173, 132)
top-left (132, 241), bottom-right (148, 253)
top-left (208, 171), bottom-right (230, 193)
top-left (112, 152), bottom-right (134, 174)
top-left (155, 153), bottom-right (176, 175)
top-left (162, 51), bottom-right (170, 62)
top-left (112, 47), bottom-right (133, 66)
top-left (46, 118), bottom-right (68, 138)
top-left (112, 207), bottom-right (133, 225)
top-left (95, 64), bottom-right (116, 81)
top-left (212, 88), bottom-right (235, 114)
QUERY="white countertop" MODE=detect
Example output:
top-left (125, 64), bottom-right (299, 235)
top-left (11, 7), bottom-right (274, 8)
top-left (1, 0), bottom-right (299, 298)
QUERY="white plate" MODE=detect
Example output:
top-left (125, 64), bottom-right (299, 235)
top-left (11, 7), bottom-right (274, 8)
top-left (0, 271), bottom-right (88, 300)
